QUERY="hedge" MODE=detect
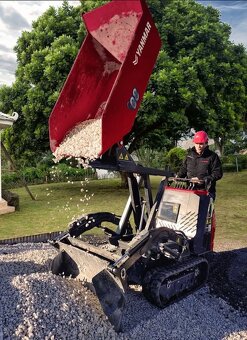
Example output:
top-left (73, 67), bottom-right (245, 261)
top-left (222, 163), bottom-right (240, 172)
top-left (164, 147), bottom-right (187, 172)
top-left (2, 152), bottom-right (246, 188)
top-left (2, 164), bottom-right (96, 189)
top-left (221, 154), bottom-right (247, 173)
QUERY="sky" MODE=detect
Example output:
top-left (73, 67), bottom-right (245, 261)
top-left (0, 0), bottom-right (247, 87)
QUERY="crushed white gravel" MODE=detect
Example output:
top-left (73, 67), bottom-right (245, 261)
top-left (53, 118), bottom-right (102, 162)
top-left (0, 243), bottom-right (246, 340)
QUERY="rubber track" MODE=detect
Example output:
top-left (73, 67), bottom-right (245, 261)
top-left (0, 231), bottom-right (64, 245)
top-left (143, 257), bottom-right (208, 307)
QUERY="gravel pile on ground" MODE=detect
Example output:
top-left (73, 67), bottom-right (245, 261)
top-left (207, 243), bottom-right (247, 315)
top-left (0, 242), bottom-right (246, 340)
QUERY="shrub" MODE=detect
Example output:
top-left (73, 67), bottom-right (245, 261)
top-left (221, 154), bottom-right (247, 171)
top-left (237, 154), bottom-right (247, 169)
top-left (2, 167), bottom-right (48, 189)
top-left (2, 163), bottom-right (96, 189)
top-left (222, 163), bottom-right (240, 172)
top-left (164, 147), bottom-right (187, 173)
top-left (21, 166), bottom-right (48, 184)
top-left (2, 172), bottom-right (22, 189)
top-left (49, 163), bottom-right (96, 182)
top-left (134, 148), bottom-right (166, 169)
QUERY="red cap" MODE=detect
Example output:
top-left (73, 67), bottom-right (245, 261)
top-left (193, 131), bottom-right (208, 143)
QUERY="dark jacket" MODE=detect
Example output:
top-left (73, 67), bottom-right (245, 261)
top-left (177, 146), bottom-right (223, 196)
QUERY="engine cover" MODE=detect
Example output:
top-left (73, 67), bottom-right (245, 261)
top-left (156, 187), bottom-right (212, 254)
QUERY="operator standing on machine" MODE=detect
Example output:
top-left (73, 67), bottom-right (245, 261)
top-left (177, 131), bottom-right (223, 200)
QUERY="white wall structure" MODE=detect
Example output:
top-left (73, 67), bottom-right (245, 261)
top-left (96, 169), bottom-right (117, 179)
top-left (0, 111), bottom-right (18, 214)
top-left (177, 129), bottom-right (214, 150)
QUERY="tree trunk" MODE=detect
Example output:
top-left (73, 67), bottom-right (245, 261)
top-left (214, 138), bottom-right (224, 156)
top-left (1, 141), bottom-right (36, 200)
top-left (120, 171), bottom-right (128, 188)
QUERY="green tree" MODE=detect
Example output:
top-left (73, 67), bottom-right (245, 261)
top-left (1, 0), bottom-right (247, 165)
top-left (223, 131), bottom-right (247, 155)
top-left (139, 0), bottom-right (247, 156)
top-left (0, 1), bottom-right (105, 167)
top-left (164, 147), bottom-right (186, 172)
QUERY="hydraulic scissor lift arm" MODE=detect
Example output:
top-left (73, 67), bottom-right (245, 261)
top-left (89, 144), bottom-right (173, 236)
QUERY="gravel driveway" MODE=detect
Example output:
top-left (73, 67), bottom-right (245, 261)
top-left (0, 241), bottom-right (246, 340)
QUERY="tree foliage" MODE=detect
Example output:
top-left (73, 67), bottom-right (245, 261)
top-left (128, 0), bottom-right (247, 155)
top-left (164, 146), bottom-right (187, 172)
top-left (0, 1), bottom-right (104, 166)
top-left (0, 0), bottom-right (247, 166)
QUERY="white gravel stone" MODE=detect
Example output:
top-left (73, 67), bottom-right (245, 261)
top-left (0, 243), bottom-right (246, 339)
top-left (53, 118), bottom-right (102, 162)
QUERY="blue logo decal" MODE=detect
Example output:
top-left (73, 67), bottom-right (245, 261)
top-left (127, 88), bottom-right (140, 110)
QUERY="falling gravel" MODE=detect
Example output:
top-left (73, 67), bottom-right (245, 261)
top-left (0, 243), bottom-right (246, 340)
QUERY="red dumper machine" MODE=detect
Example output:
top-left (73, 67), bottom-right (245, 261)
top-left (49, 0), bottom-right (216, 331)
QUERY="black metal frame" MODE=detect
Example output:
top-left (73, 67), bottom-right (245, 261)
top-left (50, 150), bottom-right (213, 331)
top-left (90, 144), bottom-right (173, 236)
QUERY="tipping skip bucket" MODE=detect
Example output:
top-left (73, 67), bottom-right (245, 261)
top-left (49, 0), bottom-right (161, 157)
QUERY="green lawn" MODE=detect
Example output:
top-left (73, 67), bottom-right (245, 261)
top-left (214, 170), bottom-right (247, 242)
top-left (0, 178), bottom-right (131, 239)
top-left (0, 171), bottom-right (246, 243)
